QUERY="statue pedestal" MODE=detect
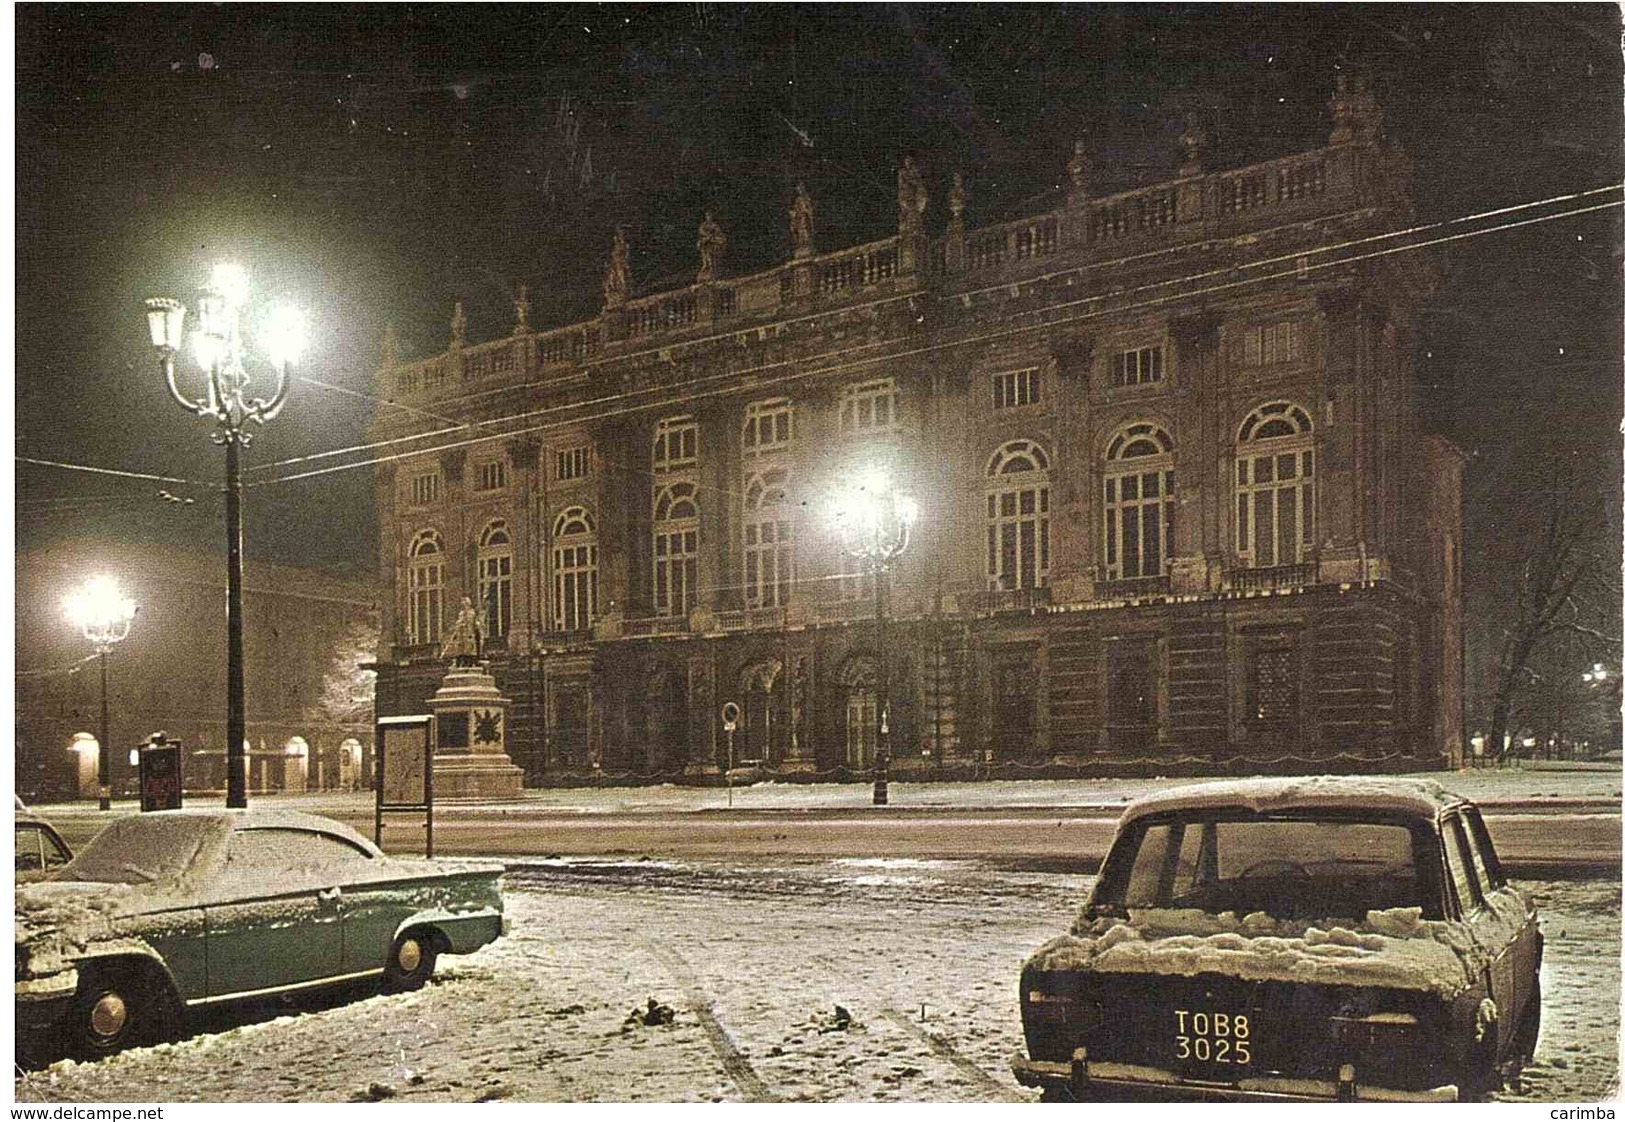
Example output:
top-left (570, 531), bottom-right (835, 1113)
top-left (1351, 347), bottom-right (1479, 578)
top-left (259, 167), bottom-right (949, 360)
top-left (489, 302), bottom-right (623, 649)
top-left (428, 663), bottom-right (525, 801)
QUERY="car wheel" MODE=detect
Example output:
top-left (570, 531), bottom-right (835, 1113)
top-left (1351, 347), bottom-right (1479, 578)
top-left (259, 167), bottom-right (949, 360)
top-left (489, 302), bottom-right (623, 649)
top-left (383, 931), bottom-right (439, 992)
top-left (67, 963), bottom-right (176, 1059)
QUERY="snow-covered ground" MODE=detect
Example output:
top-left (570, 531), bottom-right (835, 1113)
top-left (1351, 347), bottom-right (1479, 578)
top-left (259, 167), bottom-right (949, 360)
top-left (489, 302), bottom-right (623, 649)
top-left (14, 860), bottom-right (1619, 1103)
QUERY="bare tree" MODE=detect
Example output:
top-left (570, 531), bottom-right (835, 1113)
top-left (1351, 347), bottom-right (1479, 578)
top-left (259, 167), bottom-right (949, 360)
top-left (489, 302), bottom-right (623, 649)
top-left (1487, 455), bottom-right (1621, 759)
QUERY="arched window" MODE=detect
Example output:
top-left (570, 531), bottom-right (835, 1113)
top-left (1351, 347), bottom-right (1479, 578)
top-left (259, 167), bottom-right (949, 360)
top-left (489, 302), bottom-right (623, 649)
top-left (1103, 423), bottom-right (1175, 581)
top-left (653, 482), bottom-right (699, 618)
top-left (1236, 402), bottom-right (1315, 568)
top-left (477, 520), bottom-right (513, 641)
top-left (552, 507), bottom-right (598, 631)
top-left (407, 530), bottom-right (444, 645)
top-left (986, 439), bottom-right (1051, 591)
top-left (743, 469), bottom-right (793, 608)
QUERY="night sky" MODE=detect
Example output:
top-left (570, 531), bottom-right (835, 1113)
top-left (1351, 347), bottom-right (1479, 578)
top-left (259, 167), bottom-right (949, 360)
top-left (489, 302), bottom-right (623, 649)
top-left (14, 5), bottom-right (1623, 701)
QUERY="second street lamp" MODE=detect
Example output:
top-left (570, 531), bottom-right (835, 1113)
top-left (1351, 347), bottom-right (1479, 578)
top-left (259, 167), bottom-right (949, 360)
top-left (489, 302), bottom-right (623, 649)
top-left (832, 468), bottom-right (918, 807)
top-left (63, 576), bottom-right (138, 811)
top-left (144, 264), bottom-right (306, 809)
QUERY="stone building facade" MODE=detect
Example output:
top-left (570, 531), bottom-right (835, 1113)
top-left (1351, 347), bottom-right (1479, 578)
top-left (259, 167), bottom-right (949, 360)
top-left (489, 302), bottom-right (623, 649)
top-left (16, 541), bottom-right (378, 800)
top-left (371, 80), bottom-right (1465, 784)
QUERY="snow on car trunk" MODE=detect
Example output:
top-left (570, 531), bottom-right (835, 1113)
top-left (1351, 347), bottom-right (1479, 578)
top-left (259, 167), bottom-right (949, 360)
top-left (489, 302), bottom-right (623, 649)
top-left (1027, 887), bottom-right (1531, 999)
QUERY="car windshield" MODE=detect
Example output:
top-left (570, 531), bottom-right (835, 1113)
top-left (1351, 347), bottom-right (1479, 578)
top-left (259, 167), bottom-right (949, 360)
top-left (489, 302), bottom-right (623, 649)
top-left (1105, 815), bottom-right (1424, 921)
top-left (63, 815), bottom-right (220, 885)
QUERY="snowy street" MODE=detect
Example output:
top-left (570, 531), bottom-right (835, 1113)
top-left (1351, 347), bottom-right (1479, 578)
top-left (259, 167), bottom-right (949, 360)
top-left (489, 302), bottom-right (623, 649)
top-left (15, 858), bottom-right (1619, 1103)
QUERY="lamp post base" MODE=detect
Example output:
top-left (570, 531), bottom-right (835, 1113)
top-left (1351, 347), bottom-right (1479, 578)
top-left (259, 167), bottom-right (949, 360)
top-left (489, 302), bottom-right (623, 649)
top-left (97, 785), bottom-right (112, 811)
top-left (872, 756), bottom-right (889, 806)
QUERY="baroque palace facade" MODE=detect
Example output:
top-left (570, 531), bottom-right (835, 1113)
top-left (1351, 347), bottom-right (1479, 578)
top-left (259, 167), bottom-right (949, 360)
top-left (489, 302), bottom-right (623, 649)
top-left (370, 78), bottom-right (1465, 784)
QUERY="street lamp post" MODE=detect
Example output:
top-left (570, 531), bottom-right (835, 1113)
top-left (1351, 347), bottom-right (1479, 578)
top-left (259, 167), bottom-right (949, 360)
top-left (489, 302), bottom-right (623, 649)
top-left (144, 264), bottom-right (305, 809)
top-left (64, 576), bottom-right (138, 810)
top-left (833, 470), bottom-right (918, 806)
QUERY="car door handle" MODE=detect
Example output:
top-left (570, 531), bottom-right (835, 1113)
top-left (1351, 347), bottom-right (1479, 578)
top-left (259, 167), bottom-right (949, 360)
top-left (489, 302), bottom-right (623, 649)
top-left (319, 886), bottom-right (342, 903)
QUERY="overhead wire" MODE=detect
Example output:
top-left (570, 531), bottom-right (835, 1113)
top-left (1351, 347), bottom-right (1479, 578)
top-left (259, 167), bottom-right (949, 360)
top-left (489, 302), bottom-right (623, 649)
top-left (249, 187), bottom-right (1625, 490)
top-left (17, 184), bottom-right (1623, 498)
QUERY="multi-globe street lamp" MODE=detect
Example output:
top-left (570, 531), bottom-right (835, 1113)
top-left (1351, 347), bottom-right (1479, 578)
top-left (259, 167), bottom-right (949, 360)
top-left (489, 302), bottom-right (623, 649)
top-left (63, 576), bottom-right (138, 810)
top-left (144, 264), bottom-right (306, 809)
top-left (832, 468), bottom-right (918, 807)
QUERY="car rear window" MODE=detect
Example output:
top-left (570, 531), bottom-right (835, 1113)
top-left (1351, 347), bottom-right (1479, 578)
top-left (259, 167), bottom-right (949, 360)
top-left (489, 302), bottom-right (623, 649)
top-left (1112, 816), bottom-right (1423, 921)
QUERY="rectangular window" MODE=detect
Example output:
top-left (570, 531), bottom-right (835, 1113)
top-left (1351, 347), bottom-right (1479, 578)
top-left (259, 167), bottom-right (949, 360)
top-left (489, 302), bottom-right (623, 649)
top-left (474, 461), bottom-right (508, 492)
top-left (410, 472), bottom-right (441, 506)
top-left (554, 544), bottom-right (598, 631)
top-left (839, 380), bottom-right (899, 435)
top-left (556, 446), bottom-right (590, 481)
top-left (653, 417), bottom-right (700, 471)
top-left (1111, 345), bottom-right (1164, 388)
top-left (408, 564), bottom-right (443, 645)
top-left (654, 530), bottom-right (698, 617)
top-left (991, 368), bottom-right (1040, 409)
top-left (478, 555), bottom-right (511, 638)
top-left (744, 518), bottom-right (794, 607)
top-left (1246, 321), bottom-right (1301, 366)
top-left (1235, 450), bottom-right (1315, 568)
top-left (1246, 640), bottom-right (1299, 746)
top-left (742, 399), bottom-right (794, 453)
top-left (986, 484), bottom-right (1050, 591)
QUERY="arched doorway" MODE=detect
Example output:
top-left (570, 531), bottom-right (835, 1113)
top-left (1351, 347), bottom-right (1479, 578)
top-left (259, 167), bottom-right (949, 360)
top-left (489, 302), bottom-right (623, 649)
top-left (68, 732), bottom-right (98, 799)
top-left (737, 660), bottom-right (782, 765)
top-left (338, 738), bottom-right (363, 791)
top-left (839, 656), bottom-right (878, 769)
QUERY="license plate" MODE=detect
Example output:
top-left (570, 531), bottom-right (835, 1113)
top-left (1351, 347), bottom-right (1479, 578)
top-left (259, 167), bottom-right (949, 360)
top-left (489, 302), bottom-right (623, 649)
top-left (1172, 1008), bottom-right (1253, 1069)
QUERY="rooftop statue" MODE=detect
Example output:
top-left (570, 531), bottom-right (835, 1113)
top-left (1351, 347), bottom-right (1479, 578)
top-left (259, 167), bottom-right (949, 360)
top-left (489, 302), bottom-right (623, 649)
top-left (603, 227), bottom-right (630, 310)
top-left (897, 156), bottom-right (928, 235)
top-left (696, 211), bottom-right (727, 283)
top-left (513, 284), bottom-right (531, 333)
top-left (789, 183), bottom-right (815, 259)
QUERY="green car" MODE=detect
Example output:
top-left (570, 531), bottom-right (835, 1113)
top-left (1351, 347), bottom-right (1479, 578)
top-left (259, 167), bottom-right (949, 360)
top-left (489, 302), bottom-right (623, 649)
top-left (15, 809), bottom-right (505, 1059)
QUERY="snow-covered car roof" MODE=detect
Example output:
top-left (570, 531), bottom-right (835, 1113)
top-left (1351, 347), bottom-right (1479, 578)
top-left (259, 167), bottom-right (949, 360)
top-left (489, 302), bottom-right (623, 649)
top-left (1121, 775), bottom-right (1466, 822)
top-left (121, 807), bottom-right (383, 850)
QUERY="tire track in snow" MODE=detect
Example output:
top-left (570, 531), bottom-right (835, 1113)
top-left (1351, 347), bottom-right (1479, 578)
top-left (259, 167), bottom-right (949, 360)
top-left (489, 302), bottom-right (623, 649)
top-left (645, 942), bottom-right (778, 1102)
top-left (879, 1007), bottom-right (1025, 1102)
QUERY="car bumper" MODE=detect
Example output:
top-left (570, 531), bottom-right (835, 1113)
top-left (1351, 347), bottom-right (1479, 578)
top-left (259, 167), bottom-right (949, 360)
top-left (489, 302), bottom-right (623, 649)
top-left (1012, 1053), bottom-right (1459, 1103)
top-left (15, 976), bottom-right (77, 1041)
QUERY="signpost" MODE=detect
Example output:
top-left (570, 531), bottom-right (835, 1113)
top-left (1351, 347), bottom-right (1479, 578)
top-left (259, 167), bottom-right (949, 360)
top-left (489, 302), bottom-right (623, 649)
top-left (137, 732), bottom-right (183, 812)
top-left (721, 701), bottom-right (740, 809)
top-left (376, 714), bottom-right (434, 857)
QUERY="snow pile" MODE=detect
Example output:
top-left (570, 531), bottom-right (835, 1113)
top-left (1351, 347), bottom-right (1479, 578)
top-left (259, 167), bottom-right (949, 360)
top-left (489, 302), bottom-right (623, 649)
top-left (1027, 888), bottom-right (1532, 998)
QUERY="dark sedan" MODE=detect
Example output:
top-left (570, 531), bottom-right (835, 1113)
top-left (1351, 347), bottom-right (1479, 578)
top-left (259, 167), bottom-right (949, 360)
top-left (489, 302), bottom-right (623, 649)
top-left (1013, 776), bottom-right (1542, 1102)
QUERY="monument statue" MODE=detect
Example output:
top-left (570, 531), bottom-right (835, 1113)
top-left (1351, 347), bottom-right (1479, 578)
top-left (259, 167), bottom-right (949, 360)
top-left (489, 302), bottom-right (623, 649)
top-left (440, 595), bottom-right (483, 666)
